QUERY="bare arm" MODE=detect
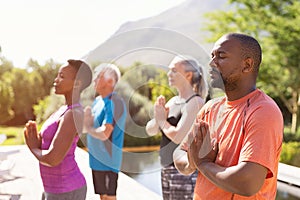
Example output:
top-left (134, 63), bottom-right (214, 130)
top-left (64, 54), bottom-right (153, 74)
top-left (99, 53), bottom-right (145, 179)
top-left (86, 124), bottom-right (114, 141)
top-left (145, 95), bottom-right (167, 136)
top-left (158, 97), bottom-right (204, 144)
top-left (83, 106), bottom-right (114, 141)
top-left (145, 118), bottom-right (160, 136)
top-left (189, 120), bottom-right (268, 196)
top-left (173, 145), bottom-right (197, 175)
top-left (24, 109), bottom-right (82, 167)
top-left (197, 161), bottom-right (267, 196)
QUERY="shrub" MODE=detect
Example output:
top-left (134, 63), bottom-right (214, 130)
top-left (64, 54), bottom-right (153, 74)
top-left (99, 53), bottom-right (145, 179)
top-left (280, 142), bottom-right (300, 167)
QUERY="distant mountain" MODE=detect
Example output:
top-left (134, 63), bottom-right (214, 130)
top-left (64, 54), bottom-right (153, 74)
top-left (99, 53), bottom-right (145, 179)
top-left (83, 0), bottom-right (227, 68)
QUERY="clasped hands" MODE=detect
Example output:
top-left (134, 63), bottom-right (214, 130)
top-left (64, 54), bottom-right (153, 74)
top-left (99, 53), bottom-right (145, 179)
top-left (83, 106), bottom-right (94, 133)
top-left (23, 120), bottom-right (41, 150)
top-left (183, 118), bottom-right (218, 170)
top-left (153, 95), bottom-right (169, 128)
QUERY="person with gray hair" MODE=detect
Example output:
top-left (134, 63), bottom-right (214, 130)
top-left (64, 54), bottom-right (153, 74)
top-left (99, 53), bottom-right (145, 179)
top-left (84, 63), bottom-right (126, 200)
top-left (146, 55), bottom-right (208, 200)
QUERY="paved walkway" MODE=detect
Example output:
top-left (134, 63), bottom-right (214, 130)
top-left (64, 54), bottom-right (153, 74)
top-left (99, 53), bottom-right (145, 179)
top-left (0, 145), bottom-right (162, 200)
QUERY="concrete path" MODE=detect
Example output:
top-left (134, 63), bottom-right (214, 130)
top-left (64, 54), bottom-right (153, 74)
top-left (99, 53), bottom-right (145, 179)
top-left (0, 145), bottom-right (162, 200)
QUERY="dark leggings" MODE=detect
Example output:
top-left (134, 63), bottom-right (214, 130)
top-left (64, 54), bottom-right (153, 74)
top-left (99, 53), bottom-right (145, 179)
top-left (42, 185), bottom-right (87, 200)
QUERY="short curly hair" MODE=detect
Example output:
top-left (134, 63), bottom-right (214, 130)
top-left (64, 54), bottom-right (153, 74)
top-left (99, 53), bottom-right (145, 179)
top-left (67, 59), bottom-right (92, 92)
top-left (226, 33), bottom-right (262, 71)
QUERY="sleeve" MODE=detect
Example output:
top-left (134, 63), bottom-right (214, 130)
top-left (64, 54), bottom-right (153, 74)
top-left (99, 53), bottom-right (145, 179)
top-left (240, 101), bottom-right (283, 178)
top-left (103, 100), bottom-right (114, 125)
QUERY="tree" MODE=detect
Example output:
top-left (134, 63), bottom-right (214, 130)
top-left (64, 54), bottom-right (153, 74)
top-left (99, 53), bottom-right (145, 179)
top-left (0, 80), bottom-right (14, 124)
top-left (0, 57), bottom-right (14, 123)
top-left (204, 0), bottom-right (300, 133)
top-left (27, 59), bottom-right (60, 97)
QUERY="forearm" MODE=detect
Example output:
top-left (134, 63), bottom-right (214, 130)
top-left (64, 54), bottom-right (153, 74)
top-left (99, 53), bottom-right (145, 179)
top-left (29, 148), bottom-right (61, 167)
top-left (86, 126), bottom-right (110, 141)
top-left (145, 119), bottom-right (160, 136)
top-left (161, 124), bottom-right (186, 144)
top-left (159, 121), bottom-right (179, 143)
top-left (197, 162), bottom-right (265, 196)
top-left (156, 118), bottom-right (183, 144)
top-left (173, 148), bottom-right (196, 175)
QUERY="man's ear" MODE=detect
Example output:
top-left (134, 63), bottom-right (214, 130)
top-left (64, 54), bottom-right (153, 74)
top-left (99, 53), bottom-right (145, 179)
top-left (107, 78), bottom-right (115, 87)
top-left (242, 57), bottom-right (255, 73)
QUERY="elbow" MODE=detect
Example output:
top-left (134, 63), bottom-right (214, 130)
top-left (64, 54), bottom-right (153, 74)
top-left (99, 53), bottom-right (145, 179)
top-left (238, 184), bottom-right (262, 197)
top-left (145, 123), bottom-right (159, 136)
top-left (41, 157), bottom-right (62, 167)
top-left (48, 160), bottom-right (61, 167)
top-left (170, 132), bottom-right (183, 144)
top-left (173, 150), bottom-right (195, 175)
top-left (174, 161), bottom-right (194, 176)
top-left (145, 127), bottom-right (157, 136)
top-left (172, 137), bottom-right (182, 144)
top-left (233, 179), bottom-right (263, 197)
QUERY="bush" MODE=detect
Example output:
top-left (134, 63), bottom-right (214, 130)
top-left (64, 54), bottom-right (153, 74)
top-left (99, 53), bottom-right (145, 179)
top-left (283, 131), bottom-right (300, 142)
top-left (124, 133), bottom-right (161, 147)
top-left (280, 142), bottom-right (300, 167)
top-left (0, 126), bottom-right (24, 145)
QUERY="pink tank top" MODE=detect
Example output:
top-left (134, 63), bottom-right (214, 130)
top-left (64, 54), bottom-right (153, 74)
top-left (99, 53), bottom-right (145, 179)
top-left (39, 104), bottom-right (86, 193)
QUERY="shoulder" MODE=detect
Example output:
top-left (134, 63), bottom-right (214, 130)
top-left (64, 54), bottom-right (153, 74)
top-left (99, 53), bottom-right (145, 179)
top-left (108, 93), bottom-right (126, 116)
top-left (63, 107), bottom-right (84, 122)
top-left (197, 96), bottom-right (225, 118)
top-left (249, 90), bottom-right (282, 116)
top-left (185, 95), bottom-right (205, 111)
top-left (203, 96), bottom-right (225, 110)
top-left (110, 93), bottom-right (125, 106)
top-left (166, 96), bottom-right (178, 106)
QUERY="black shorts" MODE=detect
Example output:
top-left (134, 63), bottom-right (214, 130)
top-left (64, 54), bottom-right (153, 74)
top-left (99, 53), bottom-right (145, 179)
top-left (92, 170), bottom-right (119, 196)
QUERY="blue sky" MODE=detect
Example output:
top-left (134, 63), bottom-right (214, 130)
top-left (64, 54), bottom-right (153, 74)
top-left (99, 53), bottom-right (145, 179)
top-left (0, 0), bottom-right (185, 67)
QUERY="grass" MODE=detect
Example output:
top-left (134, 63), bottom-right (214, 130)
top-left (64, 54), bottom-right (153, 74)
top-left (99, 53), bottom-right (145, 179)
top-left (0, 126), bottom-right (25, 145)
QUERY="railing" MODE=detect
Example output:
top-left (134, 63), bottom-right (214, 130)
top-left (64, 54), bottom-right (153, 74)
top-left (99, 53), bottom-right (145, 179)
top-left (277, 163), bottom-right (300, 198)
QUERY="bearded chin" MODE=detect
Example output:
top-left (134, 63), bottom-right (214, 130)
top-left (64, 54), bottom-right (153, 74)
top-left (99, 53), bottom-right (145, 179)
top-left (223, 76), bottom-right (239, 92)
top-left (211, 74), bottom-right (225, 91)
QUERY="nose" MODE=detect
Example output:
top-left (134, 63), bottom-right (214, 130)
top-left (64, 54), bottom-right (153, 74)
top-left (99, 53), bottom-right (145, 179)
top-left (209, 57), bottom-right (217, 68)
top-left (209, 58), bottom-right (216, 68)
top-left (167, 70), bottom-right (172, 77)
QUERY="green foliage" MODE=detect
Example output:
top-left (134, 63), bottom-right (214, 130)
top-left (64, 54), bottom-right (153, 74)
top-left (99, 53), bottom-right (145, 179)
top-left (124, 133), bottom-right (161, 147)
top-left (27, 59), bottom-right (60, 97)
top-left (0, 126), bottom-right (24, 145)
top-left (0, 57), bottom-right (13, 76)
top-left (0, 80), bottom-right (14, 123)
top-left (0, 58), bottom-right (14, 123)
top-left (280, 142), bottom-right (300, 167)
top-left (115, 79), bottom-right (152, 139)
top-left (148, 72), bottom-right (177, 103)
top-left (283, 126), bottom-right (300, 142)
top-left (118, 63), bottom-right (177, 147)
top-left (33, 90), bottom-right (64, 124)
top-left (0, 58), bottom-right (61, 125)
top-left (204, 0), bottom-right (300, 132)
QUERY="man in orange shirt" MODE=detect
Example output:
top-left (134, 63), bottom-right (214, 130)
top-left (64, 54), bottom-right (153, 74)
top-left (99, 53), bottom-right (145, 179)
top-left (174, 33), bottom-right (283, 199)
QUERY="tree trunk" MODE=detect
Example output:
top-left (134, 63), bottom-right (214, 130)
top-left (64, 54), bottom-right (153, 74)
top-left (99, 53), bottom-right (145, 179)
top-left (291, 111), bottom-right (297, 134)
top-left (290, 91), bottom-right (299, 134)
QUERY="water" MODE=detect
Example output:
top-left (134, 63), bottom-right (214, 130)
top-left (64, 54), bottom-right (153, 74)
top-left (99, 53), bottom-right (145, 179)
top-left (121, 150), bottom-right (300, 199)
top-left (121, 150), bottom-right (162, 195)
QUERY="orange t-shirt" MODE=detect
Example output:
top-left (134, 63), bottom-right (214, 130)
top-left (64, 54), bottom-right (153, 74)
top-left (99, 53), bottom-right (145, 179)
top-left (194, 89), bottom-right (283, 200)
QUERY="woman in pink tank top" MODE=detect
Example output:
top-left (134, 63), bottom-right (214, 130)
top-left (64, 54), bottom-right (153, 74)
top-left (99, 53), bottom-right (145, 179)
top-left (24, 59), bottom-right (92, 200)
